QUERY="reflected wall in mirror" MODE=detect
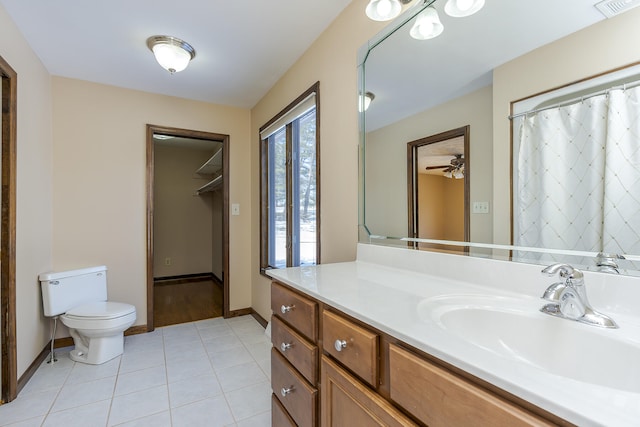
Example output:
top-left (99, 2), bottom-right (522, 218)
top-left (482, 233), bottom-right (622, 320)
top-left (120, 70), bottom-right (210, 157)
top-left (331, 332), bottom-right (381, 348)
top-left (407, 125), bottom-right (469, 253)
top-left (359, 0), bottom-right (640, 274)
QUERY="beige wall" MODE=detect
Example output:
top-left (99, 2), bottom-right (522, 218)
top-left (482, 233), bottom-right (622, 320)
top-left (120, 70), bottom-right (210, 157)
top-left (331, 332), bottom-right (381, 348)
top-left (365, 85), bottom-right (493, 242)
top-left (51, 77), bottom-right (252, 326)
top-left (153, 145), bottom-right (214, 278)
top-left (249, 1), bottom-right (387, 320)
top-left (418, 175), bottom-right (445, 239)
top-left (0, 5), bottom-right (54, 377)
top-left (418, 175), bottom-right (464, 241)
top-left (493, 7), bottom-right (640, 245)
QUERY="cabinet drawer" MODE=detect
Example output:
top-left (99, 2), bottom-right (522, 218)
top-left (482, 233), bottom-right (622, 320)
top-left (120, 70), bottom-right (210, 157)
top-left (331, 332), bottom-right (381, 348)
top-left (272, 394), bottom-right (296, 427)
top-left (272, 315), bottom-right (318, 384)
top-left (272, 348), bottom-right (317, 427)
top-left (272, 281), bottom-right (318, 341)
top-left (389, 344), bottom-right (555, 427)
top-left (321, 355), bottom-right (416, 427)
top-left (322, 310), bottom-right (379, 388)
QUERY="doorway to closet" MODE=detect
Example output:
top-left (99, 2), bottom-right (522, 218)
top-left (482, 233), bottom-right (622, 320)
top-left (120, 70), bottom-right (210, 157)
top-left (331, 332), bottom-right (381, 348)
top-left (146, 125), bottom-right (229, 331)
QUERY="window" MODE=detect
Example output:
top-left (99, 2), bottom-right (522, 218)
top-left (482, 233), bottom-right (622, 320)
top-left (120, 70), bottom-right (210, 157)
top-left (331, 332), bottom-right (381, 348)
top-left (260, 83), bottom-right (319, 272)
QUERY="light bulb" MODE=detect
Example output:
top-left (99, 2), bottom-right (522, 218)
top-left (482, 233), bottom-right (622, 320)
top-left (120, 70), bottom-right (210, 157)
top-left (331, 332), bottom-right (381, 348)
top-left (410, 7), bottom-right (443, 40)
top-left (444, 0), bottom-right (485, 17)
top-left (455, 0), bottom-right (474, 12)
top-left (365, 0), bottom-right (402, 21)
top-left (377, 0), bottom-right (392, 17)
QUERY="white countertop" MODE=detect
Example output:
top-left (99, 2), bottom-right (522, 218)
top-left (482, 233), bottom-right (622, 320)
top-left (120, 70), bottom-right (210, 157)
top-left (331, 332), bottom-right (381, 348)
top-left (267, 244), bottom-right (640, 427)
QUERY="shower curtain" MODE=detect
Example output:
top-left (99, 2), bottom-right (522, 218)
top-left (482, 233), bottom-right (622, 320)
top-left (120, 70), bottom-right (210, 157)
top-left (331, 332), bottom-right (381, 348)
top-left (515, 86), bottom-right (640, 263)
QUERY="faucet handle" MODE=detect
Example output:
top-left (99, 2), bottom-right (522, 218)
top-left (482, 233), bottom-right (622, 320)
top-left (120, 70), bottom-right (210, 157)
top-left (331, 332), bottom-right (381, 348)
top-left (541, 263), bottom-right (574, 277)
top-left (541, 263), bottom-right (583, 282)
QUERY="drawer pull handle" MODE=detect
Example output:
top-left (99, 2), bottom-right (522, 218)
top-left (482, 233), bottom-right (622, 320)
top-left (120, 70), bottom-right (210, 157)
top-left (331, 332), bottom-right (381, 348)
top-left (334, 339), bottom-right (347, 352)
top-left (280, 342), bottom-right (293, 352)
top-left (281, 386), bottom-right (295, 397)
top-left (280, 304), bottom-right (295, 314)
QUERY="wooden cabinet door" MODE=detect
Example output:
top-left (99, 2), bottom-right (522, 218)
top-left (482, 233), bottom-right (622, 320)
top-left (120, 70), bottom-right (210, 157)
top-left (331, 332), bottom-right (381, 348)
top-left (321, 355), bottom-right (416, 427)
top-left (389, 344), bottom-right (555, 427)
top-left (272, 394), bottom-right (297, 427)
top-left (272, 348), bottom-right (317, 427)
top-left (272, 281), bottom-right (318, 341)
top-left (322, 310), bottom-right (379, 387)
top-left (272, 315), bottom-right (318, 384)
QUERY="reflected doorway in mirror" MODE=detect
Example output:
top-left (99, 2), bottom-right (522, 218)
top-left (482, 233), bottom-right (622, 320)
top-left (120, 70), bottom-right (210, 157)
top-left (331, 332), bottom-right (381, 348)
top-left (407, 125), bottom-right (470, 253)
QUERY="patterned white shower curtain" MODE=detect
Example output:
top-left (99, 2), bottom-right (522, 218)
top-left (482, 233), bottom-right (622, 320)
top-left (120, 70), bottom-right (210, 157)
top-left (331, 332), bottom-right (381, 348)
top-left (515, 86), bottom-right (640, 261)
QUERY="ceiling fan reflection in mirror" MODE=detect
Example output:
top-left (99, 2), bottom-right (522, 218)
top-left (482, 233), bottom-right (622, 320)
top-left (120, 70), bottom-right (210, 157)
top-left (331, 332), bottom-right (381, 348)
top-left (425, 154), bottom-right (465, 179)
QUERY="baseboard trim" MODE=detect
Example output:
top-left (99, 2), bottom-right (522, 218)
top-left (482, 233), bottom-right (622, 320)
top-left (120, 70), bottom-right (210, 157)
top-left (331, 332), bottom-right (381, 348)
top-left (154, 272), bottom-right (214, 286)
top-left (54, 337), bottom-right (74, 349)
top-left (225, 307), bottom-right (253, 318)
top-left (16, 343), bottom-right (51, 395)
top-left (224, 307), bottom-right (268, 329)
top-left (250, 309), bottom-right (268, 328)
top-left (18, 324), bottom-right (149, 395)
top-left (125, 325), bottom-right (148, 336)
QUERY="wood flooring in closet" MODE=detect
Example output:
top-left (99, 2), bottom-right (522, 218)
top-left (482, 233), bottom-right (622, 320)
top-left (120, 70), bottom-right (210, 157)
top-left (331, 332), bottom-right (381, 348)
top-left (153, 277), bottom-right (223, 327)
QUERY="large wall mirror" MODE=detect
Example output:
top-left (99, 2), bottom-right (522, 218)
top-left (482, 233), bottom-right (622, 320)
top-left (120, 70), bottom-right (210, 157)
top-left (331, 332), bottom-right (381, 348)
top-left (359, 0), bottom-right (640, 274)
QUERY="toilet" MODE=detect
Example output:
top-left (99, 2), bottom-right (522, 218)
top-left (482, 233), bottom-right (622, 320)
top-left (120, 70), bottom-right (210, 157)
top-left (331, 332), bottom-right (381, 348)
top-left (39, 266), bottom-right (136, 364)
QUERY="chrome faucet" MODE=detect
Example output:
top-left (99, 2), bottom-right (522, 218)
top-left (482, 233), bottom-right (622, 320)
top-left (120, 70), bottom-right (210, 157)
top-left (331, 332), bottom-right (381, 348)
top-left (596, 252), bottom-right (625, 274)
top-left (540, 263), bottom-right (618, 328)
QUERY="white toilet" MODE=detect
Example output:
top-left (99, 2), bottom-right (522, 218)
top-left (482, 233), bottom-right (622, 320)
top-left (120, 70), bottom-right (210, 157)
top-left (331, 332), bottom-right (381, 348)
top-left (39, 265), bottom-right (136, 364)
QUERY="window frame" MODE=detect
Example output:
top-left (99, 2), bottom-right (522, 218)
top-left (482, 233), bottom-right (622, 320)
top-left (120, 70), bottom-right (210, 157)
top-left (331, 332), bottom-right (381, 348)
top-left (260, 82), bottom-right (320, 275)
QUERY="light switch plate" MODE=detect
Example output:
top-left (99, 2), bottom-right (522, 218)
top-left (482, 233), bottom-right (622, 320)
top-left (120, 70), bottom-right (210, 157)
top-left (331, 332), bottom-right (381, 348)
top-left (231, 203), bottom-right (240, 216)
top-left (472, 201), bottom-right (490, 214)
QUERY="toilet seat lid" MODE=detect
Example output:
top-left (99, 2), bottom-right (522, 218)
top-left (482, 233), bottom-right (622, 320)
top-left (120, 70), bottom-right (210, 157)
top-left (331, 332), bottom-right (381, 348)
top-left (65, 301), bottom-right (135, 320)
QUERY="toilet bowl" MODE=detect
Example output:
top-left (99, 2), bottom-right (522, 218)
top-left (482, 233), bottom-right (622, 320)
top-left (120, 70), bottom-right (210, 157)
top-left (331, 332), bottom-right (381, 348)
top-left (39, 266), bottom-right (137, 365)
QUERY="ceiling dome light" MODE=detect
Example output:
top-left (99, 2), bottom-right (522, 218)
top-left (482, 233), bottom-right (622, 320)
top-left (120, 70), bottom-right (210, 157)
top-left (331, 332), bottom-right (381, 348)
top-left (410, 7), bottom-right (444, 40)
top-left (359, 92), bottom-right (375, 112)
top-left (444, 0), bottom-right (485, 17)
top-left (365, 0), bottom-right (402, 21)
top-left (146, 35), bottom-right (196, 74)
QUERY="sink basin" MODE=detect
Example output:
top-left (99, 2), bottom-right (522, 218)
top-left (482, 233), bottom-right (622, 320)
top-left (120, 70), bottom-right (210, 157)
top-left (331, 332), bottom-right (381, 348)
top-left (419, 295), bottom-right (640, 393)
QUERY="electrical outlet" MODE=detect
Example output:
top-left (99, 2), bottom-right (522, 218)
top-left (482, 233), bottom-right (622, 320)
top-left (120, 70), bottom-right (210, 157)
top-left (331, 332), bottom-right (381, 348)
top-left (164, 257), bottom-right (171, 266)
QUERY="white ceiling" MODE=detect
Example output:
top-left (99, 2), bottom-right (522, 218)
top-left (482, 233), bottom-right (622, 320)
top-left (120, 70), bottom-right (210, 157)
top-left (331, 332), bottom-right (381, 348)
top-left (418, 136), bottom-right (463, 175)
top-left (0, 0), bottom-right (352, 108)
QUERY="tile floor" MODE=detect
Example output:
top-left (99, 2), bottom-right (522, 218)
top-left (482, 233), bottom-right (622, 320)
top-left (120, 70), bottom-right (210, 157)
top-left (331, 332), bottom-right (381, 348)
top-left (0, 315), bottom-right (273, 427)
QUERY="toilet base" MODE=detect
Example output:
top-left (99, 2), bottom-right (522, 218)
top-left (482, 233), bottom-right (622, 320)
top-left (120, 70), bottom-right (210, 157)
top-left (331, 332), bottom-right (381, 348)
top-left (68, 329), bottom-right (124, 364)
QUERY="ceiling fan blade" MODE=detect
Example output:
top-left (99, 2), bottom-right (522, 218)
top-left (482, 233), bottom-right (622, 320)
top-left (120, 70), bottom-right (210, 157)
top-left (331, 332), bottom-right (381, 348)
top-left (425, 165), bottom-right (449, 170)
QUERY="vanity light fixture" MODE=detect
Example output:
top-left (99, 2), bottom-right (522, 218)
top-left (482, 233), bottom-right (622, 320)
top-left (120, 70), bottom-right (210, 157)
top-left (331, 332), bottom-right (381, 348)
top-left (365, 0), bottom-right (412, 21)
top-left (359, 92), bottom-right (376, 112)
top-left (444, 0), bottom-right (485, 17)
top-left (146, 35), bottom-right (196, 74)
top-left (410, 7), bottom-right (444, 40)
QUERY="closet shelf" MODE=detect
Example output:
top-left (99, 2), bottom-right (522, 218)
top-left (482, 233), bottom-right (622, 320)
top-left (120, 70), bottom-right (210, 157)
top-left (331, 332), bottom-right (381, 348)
top-left (196, 147), bottom-right (223, 176)
top-left (195, 175), bottom-right (223, 195)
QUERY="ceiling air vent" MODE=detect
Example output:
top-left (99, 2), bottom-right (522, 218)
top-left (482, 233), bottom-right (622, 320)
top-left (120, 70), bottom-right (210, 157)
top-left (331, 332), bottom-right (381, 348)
top-left (595, 0), bottom-right (640, 18)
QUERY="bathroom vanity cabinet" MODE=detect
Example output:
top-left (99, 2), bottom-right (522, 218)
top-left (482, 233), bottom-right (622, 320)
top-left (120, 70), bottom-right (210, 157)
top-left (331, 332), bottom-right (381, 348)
top-left (270, 280), bottom-right (562, 427)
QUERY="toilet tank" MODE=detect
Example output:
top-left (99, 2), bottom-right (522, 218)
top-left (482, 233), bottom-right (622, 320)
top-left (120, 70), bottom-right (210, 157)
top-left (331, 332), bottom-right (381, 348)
top-left (39, 266), bottom-right (108, 317)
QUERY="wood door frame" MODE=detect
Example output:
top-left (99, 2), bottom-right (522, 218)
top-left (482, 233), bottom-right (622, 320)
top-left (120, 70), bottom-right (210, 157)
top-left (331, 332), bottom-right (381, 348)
top-left (407, 125), bottom-right (470, 248)
top-left (0, 54), bottom-right (17, 403)
top-left (146, 125), bottom-right (230, 331)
